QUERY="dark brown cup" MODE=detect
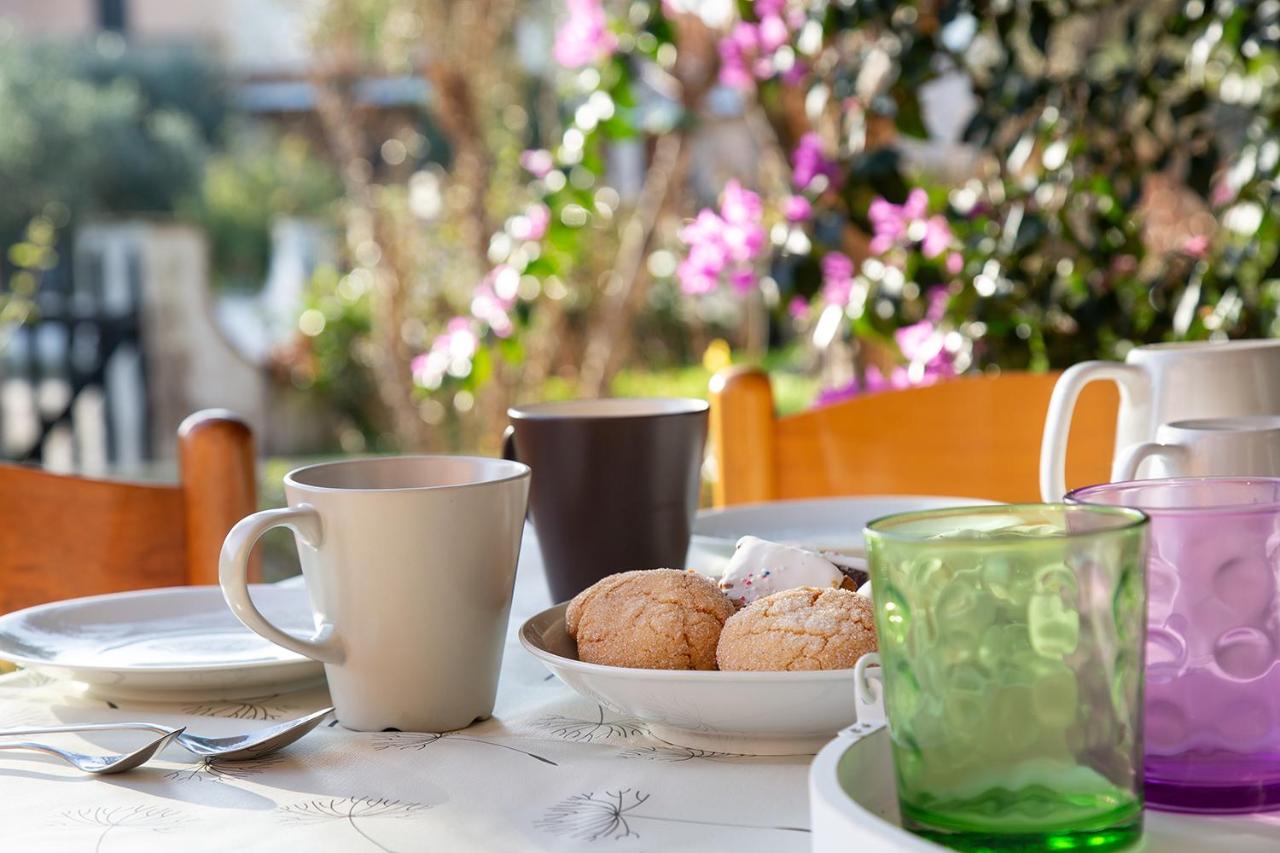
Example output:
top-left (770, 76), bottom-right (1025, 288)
top-left (505, 398), bottom-right (708, 602)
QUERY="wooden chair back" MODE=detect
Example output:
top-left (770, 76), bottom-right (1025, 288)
top-left (708, 368), bottom-right (1118, 506)
top-left (0, 410), bottom-right (258, 614)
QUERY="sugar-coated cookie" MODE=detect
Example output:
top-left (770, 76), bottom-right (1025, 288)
top-left (716, 586), bottom-right (877, 671)
top-left (566, 569), bottom-right (736, 670)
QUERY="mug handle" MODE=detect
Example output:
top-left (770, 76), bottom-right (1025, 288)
top-left (853, 652), bottom-right (885, 726)
top-left (501, 424), bottom-right (518, 462)
top-left (1114, 441), bottom-right (1189, 482)
top-left (219, 506), bottom-right (345, 664)
top-left (1039, 361), bottom-right (1150, 501)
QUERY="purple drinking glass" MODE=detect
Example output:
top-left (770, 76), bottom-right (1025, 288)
top-left (1067, 477), bottom-right (1280, 814)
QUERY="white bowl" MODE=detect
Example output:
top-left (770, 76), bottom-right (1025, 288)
top-left (687, 495), bottom-right (999, 577)
top-left (520, 601), bottom-right (858, 755)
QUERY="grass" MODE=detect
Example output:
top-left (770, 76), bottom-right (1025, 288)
top-left (543, 352), bottom-right (820, 416)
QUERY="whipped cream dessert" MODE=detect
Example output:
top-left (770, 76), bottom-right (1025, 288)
top-left (718, 535), bottom-right (845, 607)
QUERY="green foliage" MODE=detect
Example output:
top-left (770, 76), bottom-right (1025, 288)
top-left (0, 35), bottom-right (227, 242)
top-left (1, 214), bottom-right (61, 328)
top-left (185, 132), bottom-right (343, 291)
top-left (788, 0), bottom-right (1279, 365)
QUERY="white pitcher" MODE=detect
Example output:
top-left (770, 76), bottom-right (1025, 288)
top-left (1039, 339), bottom-right (1280, 500)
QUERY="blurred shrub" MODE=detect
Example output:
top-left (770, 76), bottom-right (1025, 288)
top-left (0, 35), bottom-right (228, 243)
top-left (186, 132), bottom-right (343, 292)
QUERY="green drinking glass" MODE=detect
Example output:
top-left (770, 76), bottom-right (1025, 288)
top-left (864, 504), bottom-right (1149, 851)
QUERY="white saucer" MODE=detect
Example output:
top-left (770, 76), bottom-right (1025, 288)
top-left (520, 602), bottom-right (859, 755)
top-left (809, 726), bottom-right (1280, 852)
top-left (688, 495), bottom-right (998, 576)
top-left (0, 585), bottom-right (325, 700)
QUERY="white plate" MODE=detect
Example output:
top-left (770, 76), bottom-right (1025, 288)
top-left (809, 726), bottom-right (1280, 852)
top-left (520, 601), bottom-right (859, 755)
top-left (687, 495), bottom-right (999, 576)
top-left (0, 585), bottom-right (325, 700)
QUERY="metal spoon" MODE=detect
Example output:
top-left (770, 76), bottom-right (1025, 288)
top-left (0, 706), bottom-right (333, 761)
top-left (0, 728), bottom-right (184, 774)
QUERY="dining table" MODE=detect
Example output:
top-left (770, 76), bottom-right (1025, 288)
top-left (0, 526), bottom-right (814, 852)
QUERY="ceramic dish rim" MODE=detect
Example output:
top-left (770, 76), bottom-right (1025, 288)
top-left (0, 584), bottom-right (319, 674)
top-left (520, 601), bottom-right (856, 683)
top-left (691, 494), bottom-right (1002, 543)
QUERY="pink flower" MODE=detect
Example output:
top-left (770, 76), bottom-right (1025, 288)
top-left (895, 321), bottom-right (933, 360)
top-left (676, 182), bottom-right (766, 296)
top-left (553, 0), bottom-right (616, 69)
top-left (729, 267), bottom-right (757, 294)
top-left (894, 314), bottom-right (956, 381)
top-left (676, 259), bottom-right (719, 295)
top-left (780, 60), bottom-right (808, 85)
top-left (792, 133), bottom-right (835, 191)
top-left (413, 317), bottom-right (480, 388)
top-left (920, 216), bottom-right (952, 259)
top-left (519, 149), bottom-right (554, 178)
top-left (718, 24), bottom-right (758, 89)
top-left (925, 287), bottom-right (950, 322)
top-left (470, 267), bottom-right (518, 335)
top-left (821, 251), bottom-right (855, 306)
top-left (868, 189), bottom-right (952, 258)
top-left (758, 15), bottom-right (789, 51)
top-left (867, 191), bottom-right (916, 253)
top-left (945, 252), bottom-right (963, 275)
top-left (754, 0), bottom-right (786, 15)
top-left (783, 194), bottom-right (812, 222)
top-left (788, 296), bottom-right (809, 318)
top-left (721, 180), bottom-right (763, 224)
top-left (727, 21), bottom-right (760, 52)
top-left (1182, 234), bottom-right (1211, 258)
top-left (821, 251), bottom-right (854, 281)
top-left (511, 204), bottom-right (551, 241)
top-left (1210, 178), bottom-right (1236, 207)
top-left (678, 209), bottom-right (727, 249)
top-left (718, 53), bottom-right (755, 89)
top-left (815, 377), bottom-right (861, 407)
top-left (863, 364), bottom-right (913, 393)
top-left (813, 365), bottom-right (913, 408)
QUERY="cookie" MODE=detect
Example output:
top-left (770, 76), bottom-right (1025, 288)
top-left (566, 569), bottom-right (736, 670)
top-left (716, 586), bottom-right (877, 671)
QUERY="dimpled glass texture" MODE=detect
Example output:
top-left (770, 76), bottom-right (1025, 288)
top-left (1068, 477), bottom-right (1280, 814)
top-left (865, 504), bottom-right (1149, 851)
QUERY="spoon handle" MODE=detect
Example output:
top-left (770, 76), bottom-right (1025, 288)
top-left (0, 723), bottom-right (172, 737)
top-left (0, 741), bottom-right (83, 765)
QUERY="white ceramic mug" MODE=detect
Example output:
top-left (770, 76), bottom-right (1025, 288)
top-left (1040, 339), bottom-right (1280, 499)
top-left (220, 456), bottom-right (530, 732)
top-left (1114, 416), bottom-right (1280, 481)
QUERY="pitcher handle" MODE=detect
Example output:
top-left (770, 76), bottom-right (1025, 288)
top-left (1040, 362), bottom-right (1149, 500)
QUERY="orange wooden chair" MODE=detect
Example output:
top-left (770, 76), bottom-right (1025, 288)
top-left (708, 367), bottom-right (1118, 506)
top-left (0, 410), bottom-right (258, 614)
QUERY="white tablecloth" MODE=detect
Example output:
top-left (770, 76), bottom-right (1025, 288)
top-left (0, 530), bottom-right (814, 852)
